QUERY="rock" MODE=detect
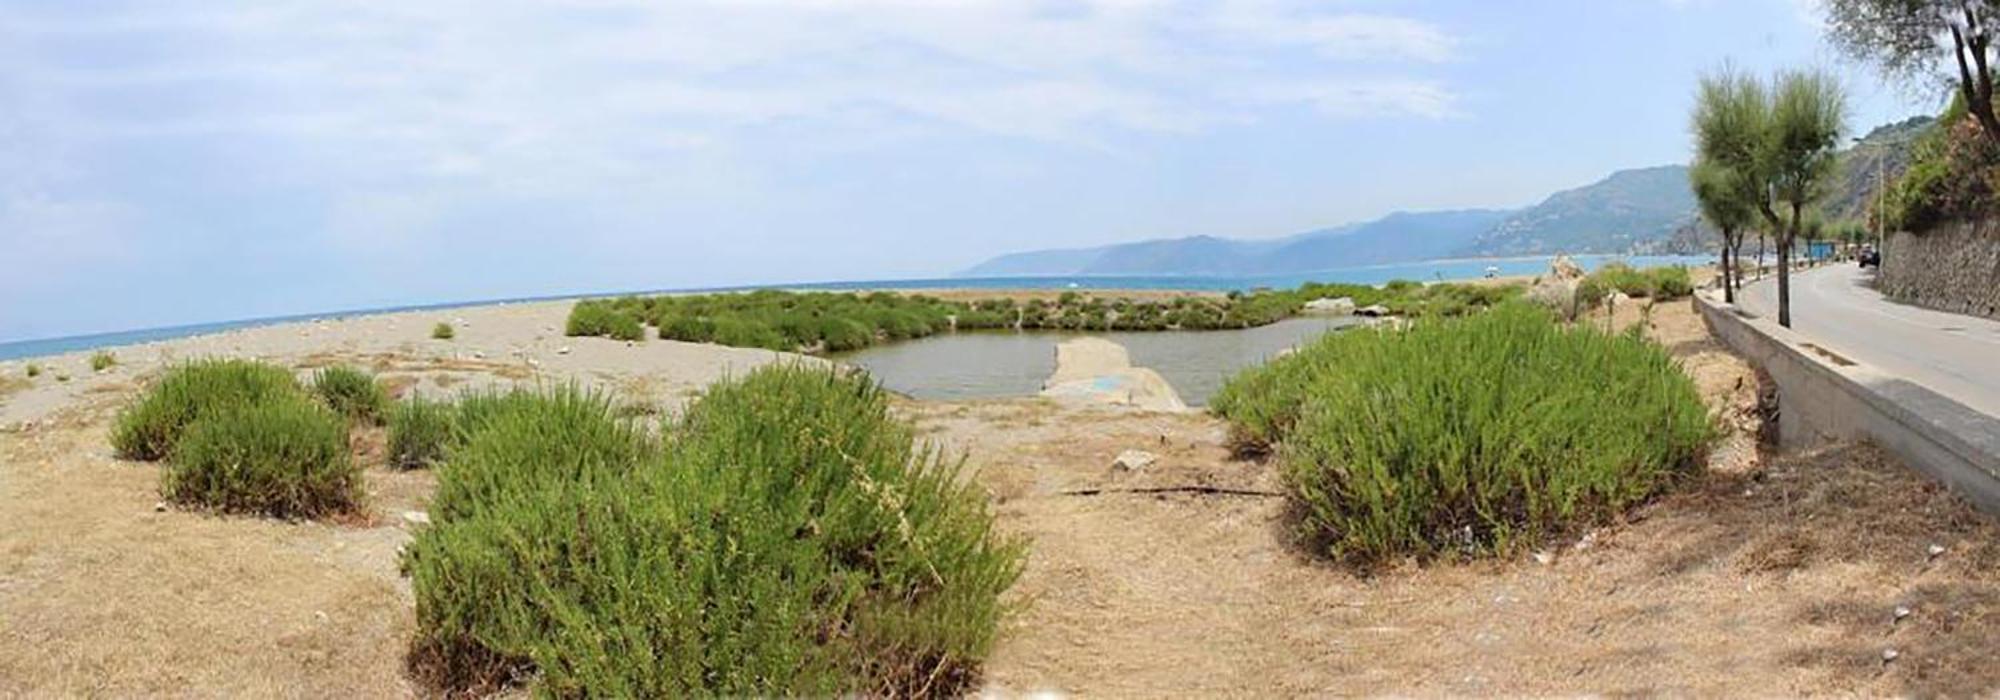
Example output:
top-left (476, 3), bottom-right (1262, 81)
top-left (1303, 296), bottom-right (1357, 315)
top-left (1882, 648), bottom-right (1900, 662)
top-left (1040, 338), bottom-right (1188, 412)
top-left (153, 501), bottom-right (168, 513)
top-left (1610, 291), bottom-right (1631, 305)
top-left (556, 346), bottom-right (572, 355)
top-left (402, 510), bottom-right (431, 527)
top-left (1355, 304), bottom-right (1391, 317)
top-left (1526, 276), bottom-right (1583, 321)
top-left (1549, 254), bottom-right (1586, 281)
top-left (1894, 605), bottom-right (1912, 621)
top-left (1928, 543), bottom-right (1947, 558)
top-left (1112, 449), bottom-right (1158, 471)
top-left (1532, 551), bottom-right (1554, 565)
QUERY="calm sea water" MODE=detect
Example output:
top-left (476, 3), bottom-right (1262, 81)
top-left (0, 253), bottom-right (1707, 362)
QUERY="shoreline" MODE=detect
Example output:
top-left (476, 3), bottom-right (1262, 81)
top-left (0, 254), bottom-right (1711, 362)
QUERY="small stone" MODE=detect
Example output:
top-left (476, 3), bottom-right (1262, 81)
top-left (1112, 449), bottom-right (1157, 471)
top-left (1894, 605), bottom-right (1912, 621)
top-left (1882, 648), bottom-right (1900, 662)
top-left (1532, 551), bottom-right (1554, 565)
top-left (314, 610), bottom-right (330, 622)
top-left (153, 501), bottom-right (168, 513)
top-left (556, 346), bottom-right (572, 355)
top-left (1355, 304), bottom-right (1391, 317)
top-left (471, 351), bottom-right (486, 359)
top-left (402, 510), bottom-right (431, 527)
top-left (1928, 543), bottom-right (1947, 558)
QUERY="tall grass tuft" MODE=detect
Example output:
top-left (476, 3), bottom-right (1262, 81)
top-left (311, 365), bottom-right (388, 424)
top-left (90, 351), bottom-right (116, 372)
top-left (111, 359), bottom-right (302, 460)
top-left (431, 322), bottom-right (455, 340)
top-left (404, 366), bottom-right (1025, 697)
top-left (387, 396), bottom-right (456, 470)
top-left (1212, 302), bottom-right (1713, 564)
top-left (161, 397), bottom-right (360, 518)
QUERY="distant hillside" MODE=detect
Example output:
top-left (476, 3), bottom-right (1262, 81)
top-left (1459, 165), bottom-right (1697, 256)
top-left (958, 119), bottom-right (1928, 277)
top-left (955, 210), bottom-right (1505, 277)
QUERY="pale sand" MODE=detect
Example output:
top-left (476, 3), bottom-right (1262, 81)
top-left (0, 300), bottom-right (819, 427)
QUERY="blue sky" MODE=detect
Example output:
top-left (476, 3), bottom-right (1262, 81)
top-left (0, 0), bottom-right (1933, 341)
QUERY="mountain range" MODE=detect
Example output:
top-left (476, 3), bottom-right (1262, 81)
top-left (958, 121), bottom-right (1925, 277)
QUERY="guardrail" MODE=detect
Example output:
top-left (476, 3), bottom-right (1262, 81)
top-left (1694, 291), bottom-right (2000, 515)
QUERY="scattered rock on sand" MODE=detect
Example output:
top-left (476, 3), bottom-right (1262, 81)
top-left (1355, 304), bottom-right (1390, 317)
top-left (402, 511), bottom-right (431, 527)
top-left (1112, 450), bottom-right (1158, 471)
top-left (556, 346), bottom-right (572, 355)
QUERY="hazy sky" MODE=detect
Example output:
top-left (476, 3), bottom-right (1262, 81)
top-left (0, 0), bottom-right (1932, 341)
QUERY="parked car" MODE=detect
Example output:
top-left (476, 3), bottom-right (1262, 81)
top-left (1859, 247), bottom-right (1881, 268)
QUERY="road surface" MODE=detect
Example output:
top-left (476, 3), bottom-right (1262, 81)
top-left (1737, 263), bottom-right (2000, 417)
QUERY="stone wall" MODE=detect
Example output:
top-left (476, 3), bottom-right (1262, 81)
top-left (1881, 221), bottom-right (2000, 320)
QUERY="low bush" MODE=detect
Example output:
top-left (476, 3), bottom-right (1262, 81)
top-left (1649, 265), bottom-right (1694, 299)
top-left (111, 359), bottom-right (302, 460)
top-left (1212, 302), bottom-right (1712, 564)
top-left (565, 301), bottom-right (645, 342)
top-left (431, 322), bottom-right (455, 340)
top-left (161, 396), bottom-right (360, 518)
top-left (90, 351), bottom-right (116, 372)
top-left (404, 366), bottom-right (1024, 696)
top-left (388, 397), bottom-right (456, 470)
top-left (311, 365), bottom-right (388, 424)
top-left (26, 363), bottom-right (40, 378)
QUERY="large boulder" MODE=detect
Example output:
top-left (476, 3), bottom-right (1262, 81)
top-left (1040, 338), bottom-right (1188, 412)
top-left (1549, 254), bottom-right (1586, 281)
top-left (1302, 296), bottom-right (1357, 315)
top-left (1526, 256), bottom-right (1588, 320)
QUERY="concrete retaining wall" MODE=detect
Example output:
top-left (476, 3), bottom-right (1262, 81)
top-left (1880, 222), bottom-right (2000, 320)
top-left (1695, 292), bottom-right (2000, 514)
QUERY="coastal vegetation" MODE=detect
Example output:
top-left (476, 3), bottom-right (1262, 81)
top-left (1578, 263), bottom-right (1694, 304)
top-left (90, 351), bottom-right (115, 372)
top-left (162, 398), bottom-right (359, 518)
top-left (111, 359), bottom-right (303, 461)
top-left (25, 363), bottom-right (39, 378)
top-left (566, 281), bottom-right (1522, 353)
top-left (1211, 302), bottom-right (1713, 564)
top-left (431, 322), bottom-right (455, 340)
top-left (387, 397), bottom-right (455, 470)
top-left (403, 366), bottom-right (1024, 696)
top-left (110, 359), bottom-right (362, 518)
top-left (310, 365), bottom-right (388, 424)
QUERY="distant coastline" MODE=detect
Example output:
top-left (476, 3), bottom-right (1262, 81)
top-left (0, 253), bottom-right (1707, 362)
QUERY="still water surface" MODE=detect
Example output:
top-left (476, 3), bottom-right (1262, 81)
top-left (835, 316), bottom-right (1362, 406)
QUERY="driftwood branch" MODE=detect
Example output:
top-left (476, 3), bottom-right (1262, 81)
top-left (1058, 485), bottom-right (1284, 498)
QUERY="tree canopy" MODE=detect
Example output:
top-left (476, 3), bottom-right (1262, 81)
top-left (1826, 0), bottom-right (2000, 142)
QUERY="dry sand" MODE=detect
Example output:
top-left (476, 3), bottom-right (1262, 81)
top-left (3, 293), bottom-right (1998, 696)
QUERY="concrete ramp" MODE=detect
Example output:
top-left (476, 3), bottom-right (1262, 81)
top-left (1040, 337), bottom-right (1187, 412)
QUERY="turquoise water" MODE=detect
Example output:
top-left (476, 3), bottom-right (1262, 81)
top-left (0, 253), bottom-right (1706, 361)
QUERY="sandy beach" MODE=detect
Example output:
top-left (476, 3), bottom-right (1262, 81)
top-left (5, 287), bottom-right (2000, 695)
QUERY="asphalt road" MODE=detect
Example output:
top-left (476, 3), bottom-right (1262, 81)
top-left (1738, 263), bottom-right (2000, 417)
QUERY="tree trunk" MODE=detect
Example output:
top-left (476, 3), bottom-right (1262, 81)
top-left (1777, 204), bottom-right (1800, 328)
top-left (1720, 230), bottom-right (1736, 305)
top-left (1953, 18), bottom-right (2000, 145)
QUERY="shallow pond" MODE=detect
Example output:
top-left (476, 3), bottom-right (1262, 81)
top-left (834, 316), bottom-right (1362, 406)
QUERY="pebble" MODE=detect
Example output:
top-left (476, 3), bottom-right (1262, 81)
top-left (1532, 551), bottom-right (1554, 565)
top-left (1928, 543), bottom-right (1947, 558)
top-left (402, 510), bottom-right (431, 526)
top-left (1111, 449), bottom-right (1157, 471)
top-left (556, 346), bottom-right (572, 355)
top-left (1893, 605), bottom-right (1912, 621)
top-left (153, 501), bottom-right (167, 513)
top-left (1882, 648), bottom-right (1900, 662)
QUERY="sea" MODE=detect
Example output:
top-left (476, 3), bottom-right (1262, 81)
top-left (0, 253), bottom-right (1709, 362)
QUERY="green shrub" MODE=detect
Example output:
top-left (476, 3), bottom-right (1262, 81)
top-left (432, 322), bottom-right (455, 340)
top-left (1213, 303), bottom-right (1712, 564)
top-left (161, 397), bottom-right (360, 518)
top-left (311, 365), bottom-right (388, 423)
top-left (90, 351), bottom-right (116, 372)
top-left (1649, 266), bottom-right (1694, 299)
top-left (111, 359), bottom-right (302, 461)
top-left (26, 363), bottom-right (40, 378)
top-left (388, 397), bottom-right (456, 470)
top-left (404, 367), bottom-right (1024, 696)
top-left (566, 302), bottom-right (645, 342)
